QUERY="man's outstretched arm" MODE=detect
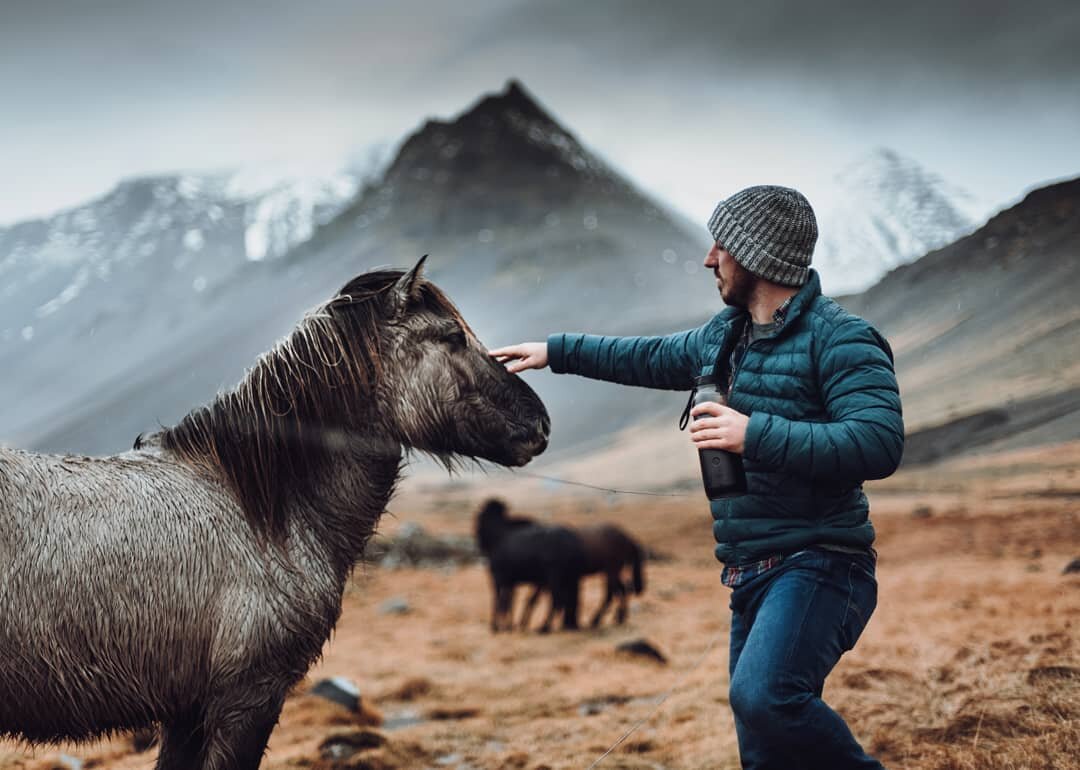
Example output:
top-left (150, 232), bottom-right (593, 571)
top-left (491, 325), bottom-right (710, 391)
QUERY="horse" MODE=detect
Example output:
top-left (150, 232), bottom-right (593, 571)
top-left (575, 523), bottom-right (646, 626)
top-left (0, 256), bottom-right (549, 770)
top-left (474, 499), bottom-right (586, 633)
top-left (476, 500), bottom-right (646, 630)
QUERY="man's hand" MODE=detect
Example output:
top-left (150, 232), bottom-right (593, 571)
top-left (689, 402), bottom-right (749, 454)
top-left (489, 342), bottom-right (549, 374)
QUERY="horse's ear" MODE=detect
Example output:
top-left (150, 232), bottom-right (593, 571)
top-left (387, 254), bottom-right (428, 317)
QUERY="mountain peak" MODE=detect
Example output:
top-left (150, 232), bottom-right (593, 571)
top-left (814, 147), bottom-right (992, 294)
top-left (364, 81), bottom-right (625, 238)
top-left (410, 79), bottom-right (561, 141)
top-left (468, 79), bottom-right (554, 124)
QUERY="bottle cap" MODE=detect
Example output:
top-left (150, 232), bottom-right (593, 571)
top-left (693, 374), bottom-right (720, 387)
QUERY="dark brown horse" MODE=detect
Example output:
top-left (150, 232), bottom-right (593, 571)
top-left (578, 523), bottom-right (646, 626)
top-left (475, 499), bottom-right (646, 631)
top-left (0, 258), bottom-right (549, 770)
top-left (475, 499), bottom-right (585, 633)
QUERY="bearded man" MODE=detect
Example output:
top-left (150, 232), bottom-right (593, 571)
top-left (491, 185), bottom-right (903, 769)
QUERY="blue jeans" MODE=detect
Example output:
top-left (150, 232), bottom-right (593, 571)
top-left (728, 548), bottom-right (884, 769)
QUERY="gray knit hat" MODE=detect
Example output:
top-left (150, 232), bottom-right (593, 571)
top-left (707, 185), bottom-right (818, 287)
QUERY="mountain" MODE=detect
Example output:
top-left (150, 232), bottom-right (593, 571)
top-left (0, 160), bottom-right (386, 349)
top-left (814, 148), bottom-right (991, 295)
top-left (294, 80), bottom-right (716, 330)
top-left (0, 81), bottom-right (713, 456)
top-left (277, 80), bottom-right (723, 456)
top-left (842, 175), bottom-right (1080, 461)
top-left (0, 156), bottom-right (387, 441)
top-left (5, 79), bottom-right (1072, 469)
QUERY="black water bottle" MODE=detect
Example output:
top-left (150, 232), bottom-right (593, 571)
top-left (690, 375), bottom-right (747, 499)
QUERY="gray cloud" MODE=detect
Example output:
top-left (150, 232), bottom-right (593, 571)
top-left (474, 1), bottom-right (1080, 90)
top-left (1, 0), bottom-right (1077, 225)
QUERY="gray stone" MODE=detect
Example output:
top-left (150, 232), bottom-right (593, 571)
top-left (311, 676), bottom-right (362, 712)
top-left (616, 638), bottom-right (668, 664)
top-left (379, 596), bottom-right (411, 615)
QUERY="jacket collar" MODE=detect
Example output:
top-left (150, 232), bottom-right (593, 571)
top-left (782, 269), bottom-right (823, 327)
top-left (714, 269), bottom-right (822, 332)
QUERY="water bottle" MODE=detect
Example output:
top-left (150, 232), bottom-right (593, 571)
top-left (688, 375), bottom-right (747, 499)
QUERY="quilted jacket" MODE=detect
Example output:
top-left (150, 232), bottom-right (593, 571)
top-left (547, 270), bottom-right (905, 565)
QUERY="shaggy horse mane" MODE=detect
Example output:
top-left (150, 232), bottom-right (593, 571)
top-left (161, 268), bottom-right (467, 539)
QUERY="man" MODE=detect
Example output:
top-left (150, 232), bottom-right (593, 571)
top-left (490, 185), bottom-right (903, 769)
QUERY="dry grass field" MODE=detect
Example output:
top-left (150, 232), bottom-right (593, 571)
top-left (2, 442), bottom-right (1078, 770)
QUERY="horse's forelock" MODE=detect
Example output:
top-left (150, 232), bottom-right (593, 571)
top-left (334, 269), bottom-right (473, 337)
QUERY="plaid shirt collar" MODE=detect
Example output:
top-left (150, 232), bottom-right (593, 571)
top-left (736, 294), bottom-right (795, 347)
top-left (765, 294), bottom-right (795, 328)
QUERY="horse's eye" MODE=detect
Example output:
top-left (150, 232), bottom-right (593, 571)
top-left (445, 330), bottom-right (467, 348)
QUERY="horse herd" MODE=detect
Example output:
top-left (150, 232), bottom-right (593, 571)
top-left (0, 260), bottom-right (646, 769)
top-left (475, 498), bottom-right (645, 633)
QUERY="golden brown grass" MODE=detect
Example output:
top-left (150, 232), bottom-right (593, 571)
top-left (2, 446), bottom-right (1078, 769)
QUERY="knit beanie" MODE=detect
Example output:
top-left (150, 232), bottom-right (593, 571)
top-left (707, 185), bottom-right (818, 287)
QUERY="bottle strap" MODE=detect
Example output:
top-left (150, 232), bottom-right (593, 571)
top-left (678, 388), bottom-right (696, 431)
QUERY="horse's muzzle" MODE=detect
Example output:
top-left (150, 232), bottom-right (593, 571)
top-left (508, 415), bottom-right (549, 465)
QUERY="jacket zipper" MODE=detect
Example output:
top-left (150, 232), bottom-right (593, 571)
top-left (727, 337), bottom-right (761, 402)
top-left (727, 317), bottom-right (785, 402)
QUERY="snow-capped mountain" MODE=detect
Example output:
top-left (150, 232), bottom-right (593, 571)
top-left (0, 149), bottom-right (392, 454)
top-left (814, 148), bottom-right (994, 295)
top-left (0, 153), bottom-right (388, 346)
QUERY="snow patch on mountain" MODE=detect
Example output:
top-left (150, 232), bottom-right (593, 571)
top-left (0, 146), bottom-right (391, 334)
top-left (815, 148), bottom-right (995, 295)
top-left (234, 170), bottom-right (360, 261)
top-left (36, 266), bottom-right (91, 318)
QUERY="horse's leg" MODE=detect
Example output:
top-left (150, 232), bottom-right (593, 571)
top-left (537, 591), bottom-right (558, 634)
top-left (518, 585), bottom-right (543, 631)
top-left (200, 695), bottom-right (285, 770)
top-left (491, 579), bottom-right (504, 633)
top-left (614, 572), bottom-right (629, 624)
top-left (590, 574), bottom-right (617, 628)
top-left (560, 575), bottom-right (581, 631)
top-left (495, 582), bottom-right (515, 633)
top-left (155, 713), bottom-right (205, 770)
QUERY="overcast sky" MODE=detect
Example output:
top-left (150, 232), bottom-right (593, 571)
top-left (2, 0), bottom-right (1078, 226)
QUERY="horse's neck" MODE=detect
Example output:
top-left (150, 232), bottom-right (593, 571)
top-left (294, 433), bottom-right (403, 574)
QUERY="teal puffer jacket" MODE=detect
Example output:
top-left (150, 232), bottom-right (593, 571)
top-left (547, 270), bottom-right (904, 565)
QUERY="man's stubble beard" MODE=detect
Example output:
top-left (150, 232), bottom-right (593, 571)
top-left (720, 263), bottom-right (758, 309)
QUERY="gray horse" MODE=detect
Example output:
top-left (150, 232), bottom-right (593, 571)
top-left (0, 257), bottom-right (549, 769)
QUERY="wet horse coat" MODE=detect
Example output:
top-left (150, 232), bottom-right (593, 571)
top-left (0, 260), bottom-right (549, 769)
